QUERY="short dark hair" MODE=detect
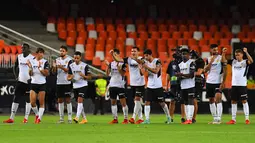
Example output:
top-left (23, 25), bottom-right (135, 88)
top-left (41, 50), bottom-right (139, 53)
top-left (74, 51), bottom-right (82, 56)
top-left (143, 49), bottom-right (152, 55)
top-left (235, 49), bottom-right (244, 54)
top-left (113, 48), bottom-right (120, 54)
top-left (210, 44), bottom-right (218, 49)
top-left (22, 43), bottom-right (30, 49)
top-left (36, 48), bottom-right (45, 53)
top-left (60, 45), bottom-right (68, 51)
top-left (132, 47), bottom-right (140, 51)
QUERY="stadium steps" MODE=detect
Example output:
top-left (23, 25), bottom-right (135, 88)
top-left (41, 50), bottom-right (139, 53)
top-left (0, 21), bottom-right (72, 55)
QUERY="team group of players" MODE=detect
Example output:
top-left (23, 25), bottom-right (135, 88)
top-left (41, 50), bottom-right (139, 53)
top-left (2, 43), bottom-right (253, 124)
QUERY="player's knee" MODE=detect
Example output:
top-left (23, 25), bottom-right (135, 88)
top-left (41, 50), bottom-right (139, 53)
top-left (231, 100), bottom-right (237, 104)
top-left (242, 100), bottom-right (247, 104)
top-left (209, 97), bottom-right (215, 103)
top-left (65, 98), bottom-right (71, 104)
top-left (111, 99), bottom-right (117, 105)
top-left (145, 101), bottom-right (150, 105)
top-left (58, 98), bottom-right (64, 103)
top-left (77, 97), bottom-right (83, 103)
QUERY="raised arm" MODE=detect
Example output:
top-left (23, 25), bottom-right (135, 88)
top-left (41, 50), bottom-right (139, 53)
top-left (243, 47), bottom-right (254, 64)
top-left (143, 60), bottom-right (161, 74)
top-left (204, 56), bottom-right (216, 72)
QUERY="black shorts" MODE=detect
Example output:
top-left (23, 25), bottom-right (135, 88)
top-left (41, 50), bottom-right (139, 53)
top-left (57, 84), bottom-right (72, 98)
top-left (31, 84), bottom-right (46, 93)
top-left (15, 81), bottom-right (30, 96)
top-left (145, 88), bottom-right (164, 102)
top-left (131, 86), bottom-right (145, 98)
top-left (170, 84), bottom-right (180, 100)
top-left (109, 87), bottom-right (126, 99)
top-left (231, 86), bottom-right (248, 101)
top-left (195, 82), bottom-right (203, 99)
top-left (181, 87), bottom-right (195, 103)
top-left (73, 86), bottom-right (88, 99)
top-left (206, 83), bottom-right (222, 98)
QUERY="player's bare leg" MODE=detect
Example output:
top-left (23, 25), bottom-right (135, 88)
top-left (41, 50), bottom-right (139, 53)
top-left (65, 97), bottom-right (72, 123)
top-left (120, 98), bottom-right (129, 124)
top-left (30, 90), bottom-right (39, 123)
top-left (215, 92), bottom-right (222, 123)
top-left (193, 99), bottom-right (198, 123)
top-left (130, 96), bottom-right (141, 124)
top-left (109, 99), bottom-right (118, 124)
top-left (142, 101), bottom-right (151, 124)
top-left (169, 100), bottom-right (175, 122)
top-left (36, 91), bottom-right (45, 124)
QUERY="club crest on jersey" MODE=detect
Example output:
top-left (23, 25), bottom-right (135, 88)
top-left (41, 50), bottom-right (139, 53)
top-left (241, 62), bottom-right (246, 68)
top-left (172, 65), bottom-right (176, 70)
top-left (80, 66), bottom-right (83, 70)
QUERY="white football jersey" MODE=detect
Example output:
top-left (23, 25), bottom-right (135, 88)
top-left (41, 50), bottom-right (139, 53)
top-left (108, 61), bottom-right (126, 88)
top-left (56, 56), bottom-right (72, 85)
top-left (206, 55), bottom-right (223, 84)
top-left (178, 59), bottom-right (196, 89)
top-left (231, 59), bottom-right (249, 86)
top-left (17, 54), bottom-right (34, 84)
top-left (125, 57), bottom-right (145, 86)
top-left (68, 62), bottom-right (89, 89)
top-left (30, 58), bottom-right (49, 84)
top-left (146, 58), bottom-right (162, 89)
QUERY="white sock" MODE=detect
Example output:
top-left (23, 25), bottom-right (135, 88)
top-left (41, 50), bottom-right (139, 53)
top-left (184, 105), bottom-right (188, 119)
top-left (122, 105), bottom-right (129, 119)
top-left (132, 101), bottom-right (141, 119)
top-left (58, 103), bottom-right (64, 120)
top-left (243, 102), bottom-right (249, 120)
top-left (188, 105), bottom-right (194, 120)
top-left (162, 103), bottom-right (170, 118)
top-left (66, 103), bottom-right (72, 121)
top-left (216, 103), bottom-right (223, 121)
top-left (144, 105), bottom-right (150, 120)
top-left (232, 104), bottom-right (237, 121)
top-left (138, 105), bottom-right (143, 120)
top-left (209, 103), bottom-right (217, 120)
top-left (76, 103), bottom-right (83, 119)
top-left (111, 105), bottom-right (118, 119)
top-left (24, 102), bottom-right (31, 120)
top-left (10, 102), bottom-right (19, 120)
top-left (31, 106), bottom-right (39, 116)
top-left (38, 108), bottom-right (45, 120)
top-left (81, 109), bottom-right (86, 119)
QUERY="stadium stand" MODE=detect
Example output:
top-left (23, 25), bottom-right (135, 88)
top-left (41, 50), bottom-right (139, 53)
top-left (38, 0), bottom-right (255, 88)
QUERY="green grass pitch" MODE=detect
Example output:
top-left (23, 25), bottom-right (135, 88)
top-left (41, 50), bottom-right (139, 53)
top-left (0, 114), bottom-right (254, 143)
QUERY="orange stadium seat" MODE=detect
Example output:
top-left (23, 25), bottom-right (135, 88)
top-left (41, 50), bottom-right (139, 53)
top-left (57, 22), bottom-right (65, 32)
top-left (76, 37), bottom-right (85, 45)
top-left (137, 24), bottom-right (146, 33)
top-left (237, 32), bottom-right (246, 40)
top-left (106, 38), bottom-right (115, 46)
top-left (76, 23), bottom-right (85, 32)
top-left (188, 39), bottom-right (197, 46)
top-left (183, 31), bottom-right (193, 40)
top-left (139, 31), bottom-right (148, 40)
top-left (109, 31), bottom-right (117, 40)
top-left (136, 38), bottom-right (145, 49)
top-left (198, 25), bottom-right (207, 32)
top-left (66, 37), bottom-right (75, 47)
top-left (128, 32), bottom-right (137, 39)
top-left (158, 45), bottom-right (167, 52)
top-left (96, 24), bottom-right (105, 32)
top-left (161, 31), bottom-right (170, 40)
top-left (224, 32), bottom-right (233, 39)
top-left (147, 38), bottom-right (156, 46)
top-left (99, 31), bottom-right (107, 39)
top-left (199, 39), bottom-right (208, 47)
top-left (10, 46), bottom-right (17, 54)
top-left (214, 32), bottom-right (223, 40)
top-left (107, 24), bottom-right (115, 32)
top-left (179, 25), bottom-right (188, 33)
top-left (158, 39), bottom-right (166, 46)
top-left (58, 30), bottom-right (67, 40)
top-left (87, 38), bottom-right (96, 46)
top-left (209, 39), bottom-right (218, 45)
top-left (68, 30), bottom-right (77, 39)
top-left (220, 38), bottom-right (230, 45)
top-left (172, 31), bottom-right (181, 39)
top-left (87, 24), bottom-right (95, 31)
top-left (189, 25), bottom-right (197, 32)
top-left (4, 45), bottom-right (11, 54)
top-left (151, 31), bottom-right (160, 40)
top-left (106, 44), bottom-right (114, 52)
top-left (67, 22), bottom-right (75, 31)
top-left (247, 32), bottom-right (255, 39)
top-left (92, 57), bottom-right (102, 67)
top-left (118, 31), bottom-right (127, 39)
top-left (16, 45), bottom-right (22, 54)
top-left (190, 45), bottom-right (200, 53)
top-left (168, 25), bottom-right (177, 33)
top-left (242, 25), bottom-right (250, 33)
top-left (203, 32), bottom-right (212, 40)
top-left (116, 24), bottom-right (125, 32)
top-left (11, 54), bottom-right (16, 65)
top-left (97, 37), bottom-right (105, 46)
top-left (148, 24), bottom-right (157, 33)
top-left (158, 24), bottom-right (167, 32)
top-left (84, 50), bottom-right (94, 61)
top-left (168, 38), bottom-right (177, 46)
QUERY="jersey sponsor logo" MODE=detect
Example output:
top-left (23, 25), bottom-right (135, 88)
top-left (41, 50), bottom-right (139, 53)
top-left (233, 66), bottom-right (243, 69)
top-left (0, 85), bottom-right (15, 96)
top-left (19, 62), bottom-right (28, 66)
top-left (180, 68), bottom-right (188, 71)
top-left (129, 64), bottom-right (138, 68)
